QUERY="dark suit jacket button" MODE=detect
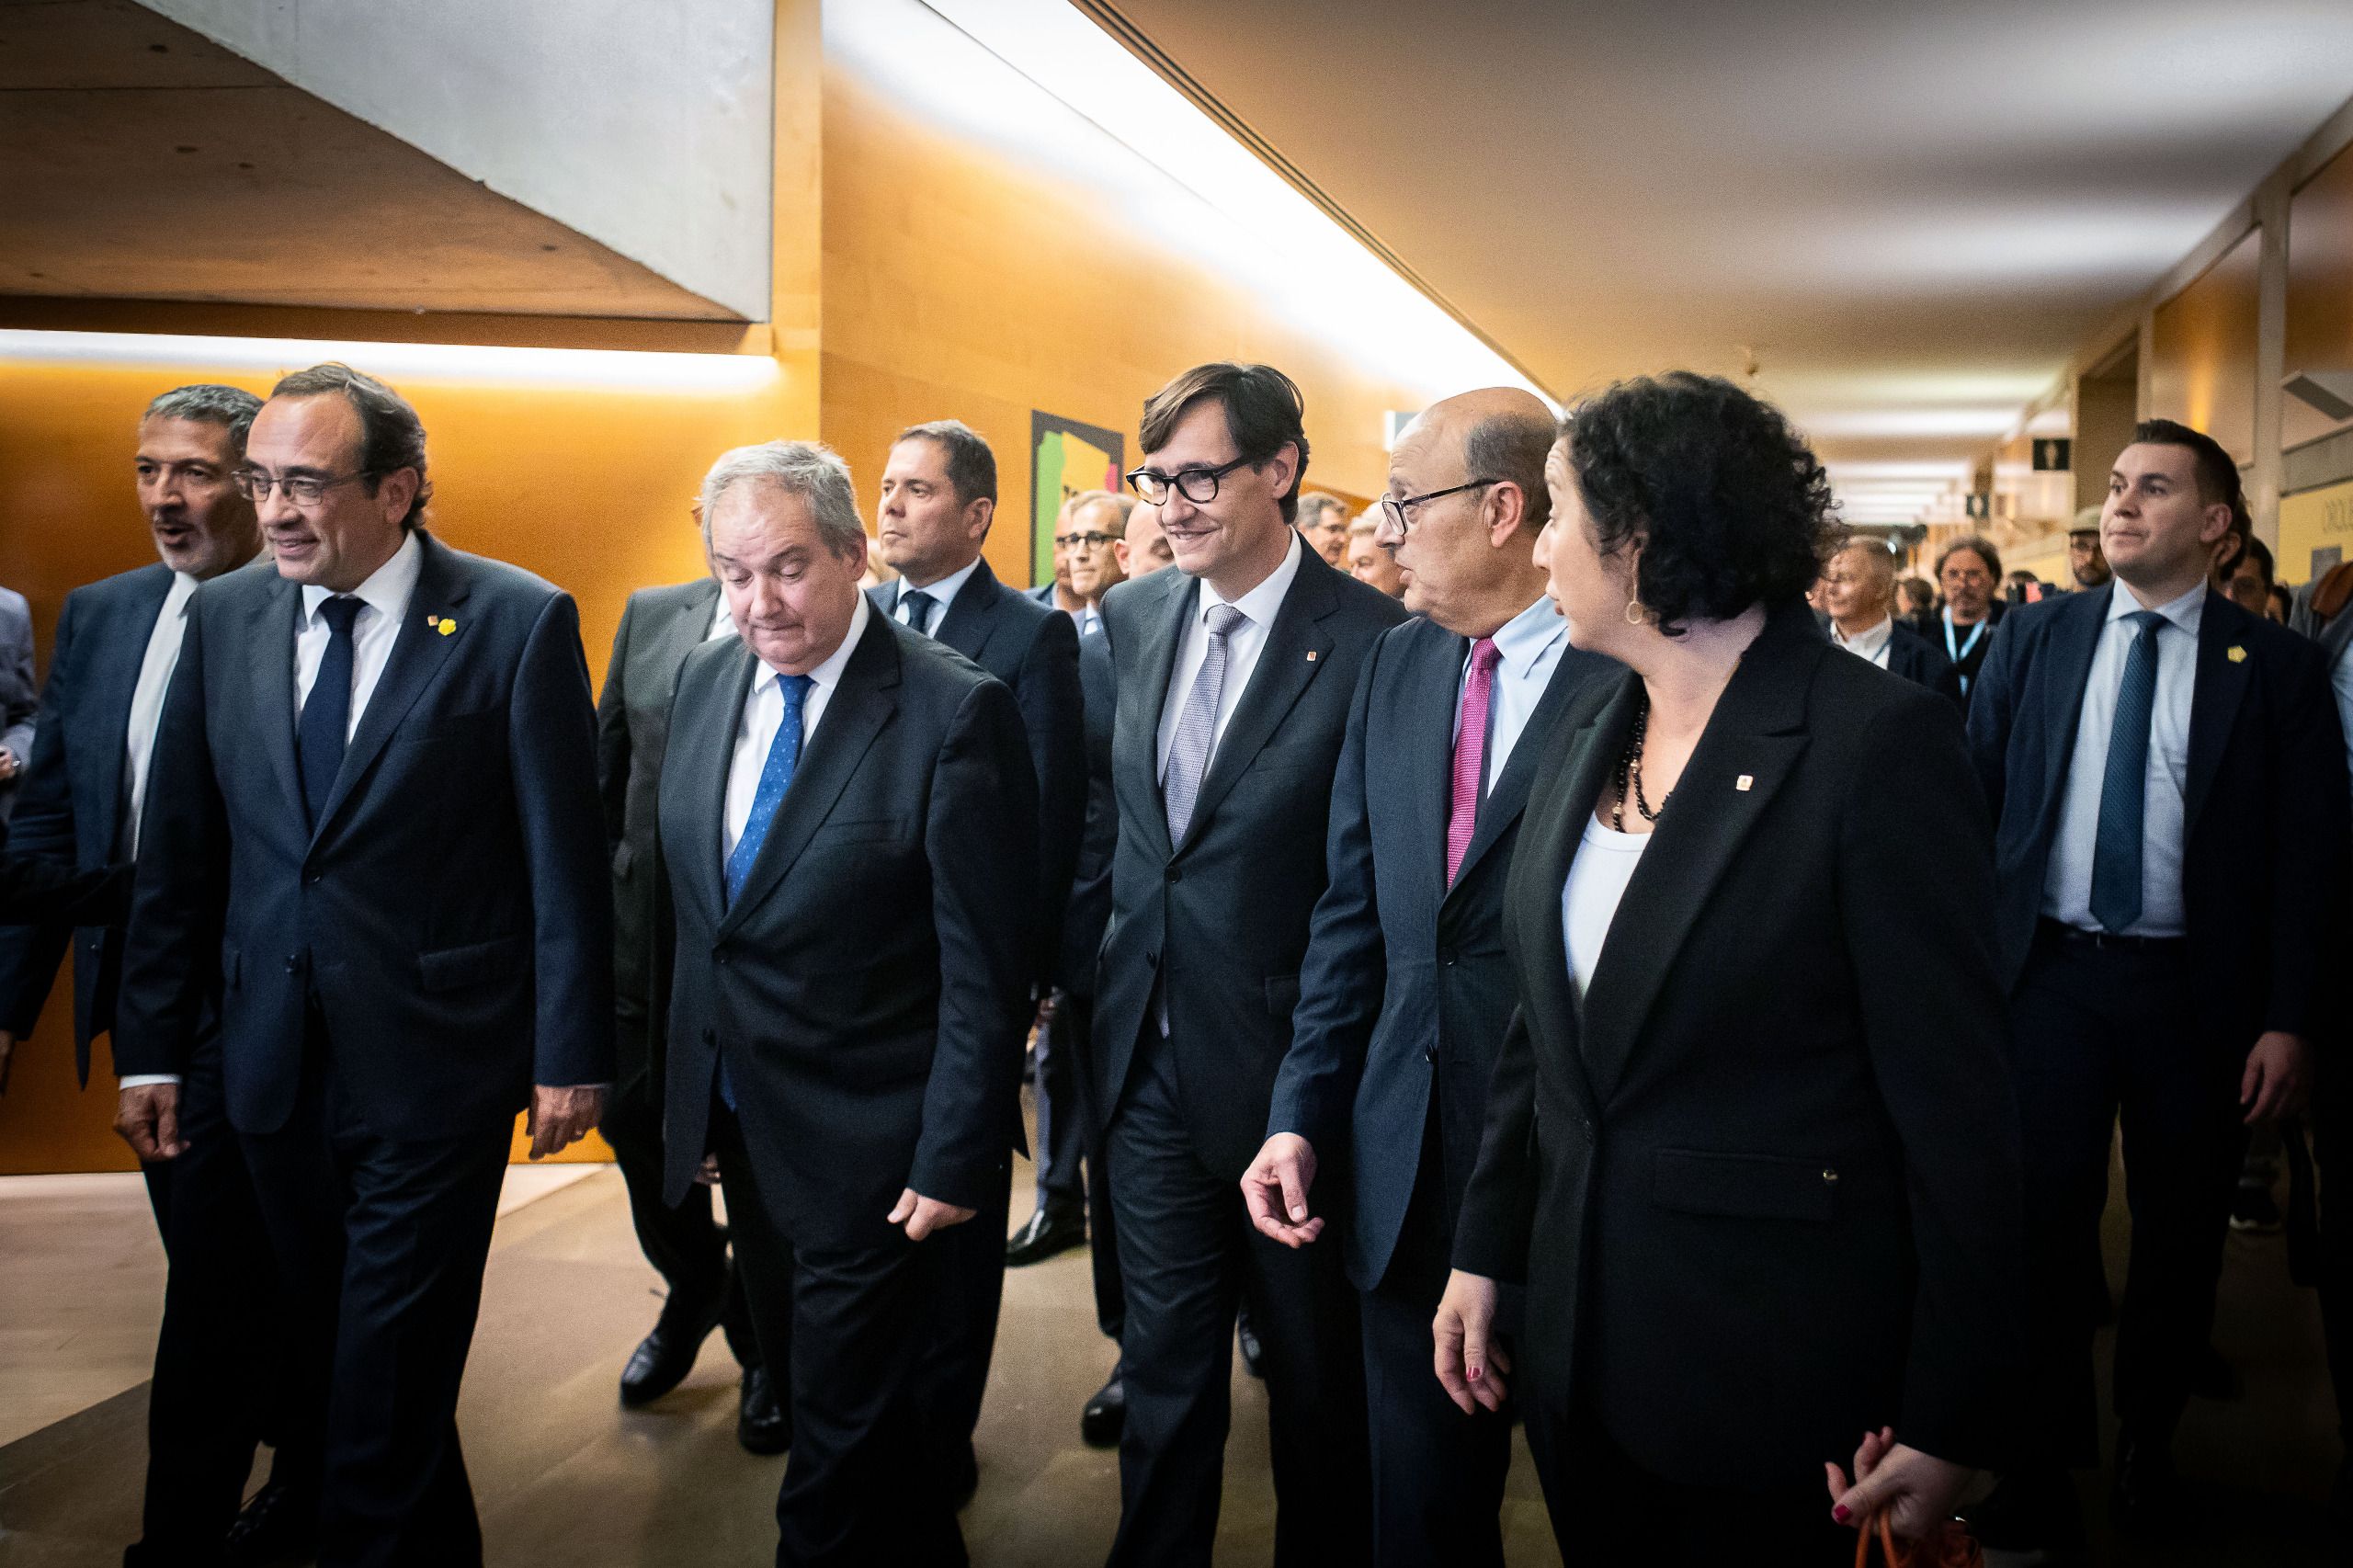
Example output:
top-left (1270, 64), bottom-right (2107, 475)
top-left (1424, 1047), bottom-right (1438, 1064)
top-left (716, 949), bottom-right (730, 966)
top-left (1145, 950), bottom-right (1158, 967)
top-left (283, 954), bottom-right (299, 972)
top-left (703, 1028), bottom-right (716, 1045)
top-left (1440, 949), bottom-right (1457, 966)
top-left (1165, 865), bottom-right (1180, 883)
top-left (305, 871), bottom-right (322, 886)
top-left (1821, 1168), bottom-right (1840, 1186)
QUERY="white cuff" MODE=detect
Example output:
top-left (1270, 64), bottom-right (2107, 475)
top-left (117, 1074), bottom-right (182, 1089)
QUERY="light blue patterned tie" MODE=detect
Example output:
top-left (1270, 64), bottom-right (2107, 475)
top-left (1163, 604), bottom-right (1246, 843)
top-left (717, 671), bottom-right (812, 1110)
top-left (2089, 610), bottom-right (2164, 934)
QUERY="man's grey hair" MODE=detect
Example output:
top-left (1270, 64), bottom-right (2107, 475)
top-left (142, 383), bottom-right (264, 454)
top-left (1836, 536), bottom-right (1898, 593)
top-left (1296, 491), bottom-right (1347, 528)
top-left (699, 440), bottom-right (866, 558)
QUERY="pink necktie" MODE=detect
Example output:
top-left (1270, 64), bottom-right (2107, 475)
top-left (1447, 637), bottom-right (1501, 886)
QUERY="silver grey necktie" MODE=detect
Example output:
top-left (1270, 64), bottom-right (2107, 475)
top-left (1163, 603), bottom-right (1247, 843)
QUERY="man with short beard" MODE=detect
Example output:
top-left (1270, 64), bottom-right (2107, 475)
top-left (1934, 535), bottom-right (2006, 708)
top-left (0, 384), bottom-right (316, 1565)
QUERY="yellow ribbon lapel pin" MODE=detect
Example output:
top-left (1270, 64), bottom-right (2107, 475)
top-left (2226, 644), bottom-right (2246, 663)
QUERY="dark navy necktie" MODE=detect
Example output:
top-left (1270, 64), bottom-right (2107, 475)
top-left (2089, 609), bottom-right (2164, 933)
top-left (900, 589), bottom-right (937, 636)
top-left (297, 596), bottom-right (364, 828)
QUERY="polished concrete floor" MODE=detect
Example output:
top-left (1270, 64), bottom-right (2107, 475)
top-left (0, 1108), bottom-right (2340, 1567)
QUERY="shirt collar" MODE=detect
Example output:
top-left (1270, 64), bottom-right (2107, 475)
top-left (901, 555), bottom-right (983, 620)
top-left (2107, 576), bottom-right (2205, 637)
top-left (709, 585), bottom-right (736, 639)
top-left (1486, 595), bottom-right (1567, 676)
top-left (1198, 528), bottom-right (1303, 628)
top-left (1833, 615), bottom-right (1894, 658)
top-left (763, 587), bottom-right (869, 695)
top-left (301, 530), bottom-right (422, 629)
top-left (165, 570), bottom-right (200, 616)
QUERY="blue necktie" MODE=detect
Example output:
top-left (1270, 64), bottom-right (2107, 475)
top-left (716, 671), bottom-right (813, 1112)
top-left (725, 671), bottom-right (814, 903)
top-left (297, 597), bottom-right (363, 828)
top-left (2089, 610), bottom-right (2164, 934)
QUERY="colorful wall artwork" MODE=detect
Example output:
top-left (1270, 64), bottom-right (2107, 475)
top-left (1031, 411), bottom-right (1126, 586)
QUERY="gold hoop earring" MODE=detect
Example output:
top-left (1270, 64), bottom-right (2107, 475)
top-left (1623, 598), bottom-right (1645, 626)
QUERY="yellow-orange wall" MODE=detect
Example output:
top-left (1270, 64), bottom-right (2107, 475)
top-left (2148, 226), bottom-right (2260, 463)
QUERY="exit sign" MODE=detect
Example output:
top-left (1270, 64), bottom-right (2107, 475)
top-left (2032, 438), bottom-right (2072, 472)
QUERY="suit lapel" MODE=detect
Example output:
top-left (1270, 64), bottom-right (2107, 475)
top-left (1512, 673), bottom-right (1638, 1119)
top-left (933, 558), bottom-right (1002, 665)
top-left (682, 639), bottom-right (759, 928)
top-left (655, 578), bottom-right (724, 681)
top-left (2032, 590), bottom-right (2107, 845)
top-left (1408, 631), bottom-right (1467, 895)
top-left (246, 572), bottom-right (306, 823)
top-left (87, 570), bottom-right (176, 850)
top-left (1578, 608), bottom-right (1815, 1101)
top-left (2183, 590), bottom-right (2252, 835)
top-left (718, 618), bottom-right (901, 934)
top-left (1120, 572), bottom-right (1194, 863)
top-left (1177, 560), bottom-right (1338, 850)
top-left (313, 534), bottom-right (470, 843)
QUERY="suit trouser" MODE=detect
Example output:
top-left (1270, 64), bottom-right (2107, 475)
top-left (1360, 1112), bottom-right (1509, 1568)
top-left (1051, 991), bottom-right (1125, 1343)
top-left (1523, 1395), bottom-right (1851, 1568)
top-left (915, 1158), bottom-right (1012, 1476)
top-left (1105, 1028), bottom-right (1370, 1568)
top-left (600, 1070), bottom-right (759, 1366)
top-left (2009, 926), bottom-right (2249, 1467)
top-left (2313, 1045), bottom-right (2353, 1442)
top-left (1034, 992), bottom-right (1089, 1208)
top-left (708, 1101), bottom-right (963, 1566)
top-left (135, 1030), bottom-right (291, 1556)
top-left (238, 1032), bottom-right (511, 1568)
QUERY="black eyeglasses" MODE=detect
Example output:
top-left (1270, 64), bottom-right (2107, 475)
top-left (1053, 530), bottom-right (1122, 549)
top-left (236, 469), bottom-right (376, 506)
top-left (1378, 478), bottom-right (1502, 536)
top-left (1125, 455), bottom-right (1252, 506)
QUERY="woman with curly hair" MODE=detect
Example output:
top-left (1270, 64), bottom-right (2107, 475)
top-left (1431, 373), bottom-right (2026, 1562)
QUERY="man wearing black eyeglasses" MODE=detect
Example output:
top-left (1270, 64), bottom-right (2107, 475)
top-left (1093, 361), bottom-right (1406, 1568)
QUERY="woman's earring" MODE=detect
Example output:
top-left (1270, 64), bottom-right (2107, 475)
top-left (1623, 598), bottom-right (1645, 626)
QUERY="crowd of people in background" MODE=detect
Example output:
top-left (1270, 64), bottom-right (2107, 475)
top-left (0, 358), bottom-right (2347, 1568)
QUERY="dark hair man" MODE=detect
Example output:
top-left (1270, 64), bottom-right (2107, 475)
top-left (1935, 534), bottom-right (2006, 705)
top-left (870, 417), bottom-right (1086, 1500)
top-left (1094, 361), bottom-right (1408, 1566)
top-left (660, 440), bottom-right (1035, 1560)
top-left (1965, 417), bottom-right (2348, 1549)
top-left (114, 363), bottom-right (614, 1565)
top-left (1245, 388), bottom-right (1618, 1566)
top-left (0, 382), bottom-right (317, 1564)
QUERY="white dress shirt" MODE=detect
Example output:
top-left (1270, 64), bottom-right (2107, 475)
top-left (2040, 578), bottom-right (2202, 937)
top-left (892, 556), bottom-right (982, 635)
top-left (295, 531), bottom-right (424, 740)
top-left (122, 571), bottom-right (200, 858)
top-left (1154, 530), bottom-right (1306, 782)
top-left (1831, 615), bottom-right (1895, 669)
top-left (709, 589), bottom-right (738, 642)
top-left (723, 591), bottom-right (869, 861)
top-left (1460, 596), bottom-right (1570, 795)
top-left (1562, 815), bottom-right (1650, 994)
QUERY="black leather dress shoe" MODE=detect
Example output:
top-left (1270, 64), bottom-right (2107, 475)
top-left (737, 1364), bottom-right (790, 1455)
top-left (1080, 1364), bottom-right (1125, 1449)
top-left (620, 1293), bottom-right (724, 1407)
top-left (222, 1478), bottom-right (318, 1568)
top-left (1005, 1201), bottom-right (1086, 1267)
top-left (2111, 1431), bottom-right (2187, 1533)
top-left (1236, 1305), bottom-right (1265, 1380)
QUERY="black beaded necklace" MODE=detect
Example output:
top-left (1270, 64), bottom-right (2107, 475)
top-left (1610, 692), bottom-right (1670, 832)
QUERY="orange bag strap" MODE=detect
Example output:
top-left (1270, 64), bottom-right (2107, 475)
top-left (1853, 1511), bottom-right (1984, 1568)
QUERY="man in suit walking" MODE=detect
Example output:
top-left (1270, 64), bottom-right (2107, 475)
top-left (1245, 389), bottom-right (1613, 1568)
top-left (1094, 361), bottom-right (1407, 1567)
top-left (0, 581), bottom-right (33, 825)
top-left (113, 363), bottom-right (613, 1568)
top-left (869, 418), bottom-right (1084, 1498)
top-left (594, 546), bottom-right (786, 1451)
top-left (0, 383), bottom-right (320, 1565)
top-left (661, 440), bottom-right (1035, 1562)
top-left (1966, 419), bottom-right (2349, 1547)
top-left (1821, 539), bottom-right (1961, 703)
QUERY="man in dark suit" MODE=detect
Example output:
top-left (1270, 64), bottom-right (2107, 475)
top-left (0, 582), bottom-right (33, 824)
top-left (1966, 419), bottom-right (2349, 1547)
top-left (1822, 539), bottom-right (1961, 704)
top-left (0, 383), bottom-right (321, 1566)
top-left (594, 559), bottom-right (784, 1450)
top-left (113, 363), bottom-right (613, 1568)
top-left (869, 418), bottom-right (1084, 1498)
top-left (1245, 389), bottom-right (1613, 1568)
top-left (1094, 362), bottom-right (1408, 1567)
top-left (660, 439), bottom-right (1035, 1562)
top-left (1, 851), bottom-right (125, 924)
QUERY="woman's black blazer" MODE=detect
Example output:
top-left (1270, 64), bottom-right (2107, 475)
top-left (1454, 598), bottom-right (2023, 1489)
